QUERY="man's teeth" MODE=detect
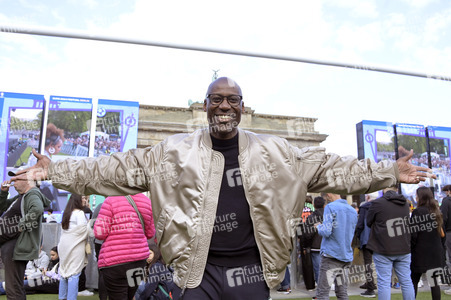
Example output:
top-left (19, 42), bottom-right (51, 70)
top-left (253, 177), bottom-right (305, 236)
top-left (217, 115), bottom-right (232, 121)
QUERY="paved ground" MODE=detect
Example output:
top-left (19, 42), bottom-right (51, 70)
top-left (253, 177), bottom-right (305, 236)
top-left (270, 281), bottom-right (451, 299)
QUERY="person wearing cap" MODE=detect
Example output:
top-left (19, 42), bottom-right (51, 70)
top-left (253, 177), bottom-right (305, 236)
top-left (12, 77), bottom-right (435, 299)
top-left (0, 170), bottom-right (51, 299)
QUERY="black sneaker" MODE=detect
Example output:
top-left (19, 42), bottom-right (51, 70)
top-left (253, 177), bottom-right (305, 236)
top-left (360, 290), bottom-right (376, 298)
top-left (276, 287), bottom-right (291, 294)
top-left (359, 283), bottom-right (368, 289)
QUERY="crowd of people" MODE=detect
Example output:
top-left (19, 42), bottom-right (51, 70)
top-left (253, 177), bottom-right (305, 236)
top-left (3, 77), bottom-right (437, 300)
top-left (0, 187), bottom-right (166, 300)
top-left (294, 184), bottom-right (451, 299)
top-left (94, 135), bottom-right (121, 155)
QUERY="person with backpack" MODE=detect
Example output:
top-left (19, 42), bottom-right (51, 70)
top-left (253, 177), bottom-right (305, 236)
top-left (135, 241), bottom-right (174, 300)
top-left (94, 194), bottom-right (155, 300)
top-left (0, 171), bottom-right (50, 299)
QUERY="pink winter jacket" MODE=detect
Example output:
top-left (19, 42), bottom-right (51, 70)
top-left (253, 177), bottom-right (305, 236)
top-left (94, 194), bottom-right (155, 268)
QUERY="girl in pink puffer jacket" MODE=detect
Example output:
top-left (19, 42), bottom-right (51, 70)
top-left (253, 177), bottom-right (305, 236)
top-left (94, 193), bottom-right (155, 300)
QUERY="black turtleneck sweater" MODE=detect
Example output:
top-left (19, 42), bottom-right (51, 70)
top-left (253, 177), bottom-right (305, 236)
top-left (207, 134), bottom-right (260, 267)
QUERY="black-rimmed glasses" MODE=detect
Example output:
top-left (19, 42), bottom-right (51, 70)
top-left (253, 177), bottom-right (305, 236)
top-left (207, 94), bottom-right (242, 107)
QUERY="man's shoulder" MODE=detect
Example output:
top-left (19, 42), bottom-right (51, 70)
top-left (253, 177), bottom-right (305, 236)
top-left (371, 197), bottom-right (387, 205)
top-left (360, 201), bottom-right (372, 209)
top-left (24, 188), bottom-right (50, 206)
top-left (163, 132), bottom-right (193, 144)
top-left (24, 187), bottom-right (44, 199)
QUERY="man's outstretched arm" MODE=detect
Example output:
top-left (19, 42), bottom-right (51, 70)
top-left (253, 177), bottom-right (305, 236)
top-left (11, 147), bottom-right (160, 197)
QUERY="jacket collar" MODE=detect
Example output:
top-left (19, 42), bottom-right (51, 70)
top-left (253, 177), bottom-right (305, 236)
top-left (201, 127), bottom-right (249, 154)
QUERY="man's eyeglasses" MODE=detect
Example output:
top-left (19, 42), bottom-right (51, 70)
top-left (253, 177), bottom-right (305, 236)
top-left (207, 94), bottom-right (242, 107)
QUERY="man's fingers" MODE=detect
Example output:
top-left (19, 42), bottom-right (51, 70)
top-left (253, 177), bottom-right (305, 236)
top-left (417, 172), bottom-right (437, 180)
top-left (31, 148), bottom-right (45, 159)
top-left (14, 166), bottom-right (31, 176)
top-left (398, 146), bottom-right (412, 158)
top-left (415, 166), bottom-right (433, 173)
top-left (399, 149), bottom-right (414, 161)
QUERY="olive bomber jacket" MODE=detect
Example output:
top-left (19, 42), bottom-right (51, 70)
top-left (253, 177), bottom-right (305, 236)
top-left (48, 128), bottom-right (399, 289)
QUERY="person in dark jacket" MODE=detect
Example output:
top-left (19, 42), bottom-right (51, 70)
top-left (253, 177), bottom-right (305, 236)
top-left (298, 196), bottom-right (316, 291)
top-left (440, 185), bottom-right (451, 262)
top-left (0, 172), bottom-right (51, 299)
top-left (355, 193), bottom-right (378, 298)
top-left (411, 187), bottom-right (445, 299)
top-left (441, 184), bottom-right (451, 296)
top-left (303, 196), bottom-right (326, 286)
top-left (366, 185), bottom-right (415, 300)
top-left (134, 241), bottom-right (174, 300)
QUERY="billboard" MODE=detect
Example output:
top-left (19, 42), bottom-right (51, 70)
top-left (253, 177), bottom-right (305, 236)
top-left (0, 91), bottom-right (139, 210)
top-left (357, 120), bottom-right (451, 204)
top-left (0, 92), bottom-right (45, 184)
top-left (94, 99), bottom-right (139, 157)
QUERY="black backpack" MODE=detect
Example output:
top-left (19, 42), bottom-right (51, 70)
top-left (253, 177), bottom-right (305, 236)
top-left (135, 263), bottom-right (174, 300)
top-left (150, 279), bottom-right (174, 300)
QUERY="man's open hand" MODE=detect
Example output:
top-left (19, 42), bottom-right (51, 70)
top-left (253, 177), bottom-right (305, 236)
top-left (396, 147), bottom-right (436, 183)
top-left (11, 149), bottom-right (51, 183)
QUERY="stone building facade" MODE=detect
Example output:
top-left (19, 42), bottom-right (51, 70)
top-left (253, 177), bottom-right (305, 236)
top-left (137, 103), bottom-right (327, 148)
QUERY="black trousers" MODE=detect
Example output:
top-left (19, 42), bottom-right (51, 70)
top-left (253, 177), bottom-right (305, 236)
top-left (1, 239), bottom-right (28, 300)
top-left (95, 243), bottom-right (108, 300)
top-left (362, 246), bottom-right (377, 290)
top-left (411, 271), bottom-right (440, 300)
top-left (100, 259), bottom-right (146, 300)
top-left (172, 262), bottom-right (270, 300)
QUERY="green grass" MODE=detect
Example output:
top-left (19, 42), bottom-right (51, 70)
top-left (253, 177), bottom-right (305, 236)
top-left (292, 291), bottom-right (451, 299)
top-left (0, 294), bottom-right (95, 300)
top-left (0, 291), bottom-right (449, 300)
top-left (15, 146), bottom-right (32, 167)
top-left (0, 294), bottom-right (97, 300)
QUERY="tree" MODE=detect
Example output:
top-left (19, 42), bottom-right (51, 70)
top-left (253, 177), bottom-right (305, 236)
top-left (47, 110), bottom-right (92, 134)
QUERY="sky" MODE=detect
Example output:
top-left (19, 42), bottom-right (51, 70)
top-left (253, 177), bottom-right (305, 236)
top-left (1, 0), bottom-right (450, 157)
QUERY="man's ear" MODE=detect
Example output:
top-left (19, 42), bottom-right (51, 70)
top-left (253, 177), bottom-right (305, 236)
top-left (242, 101), bottom-right (245, 113)
top-left (203, 99), bottom-right (207, 112)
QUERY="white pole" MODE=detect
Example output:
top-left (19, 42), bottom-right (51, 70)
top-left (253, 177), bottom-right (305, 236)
top-left (1, 23), bottom-right (451, 82)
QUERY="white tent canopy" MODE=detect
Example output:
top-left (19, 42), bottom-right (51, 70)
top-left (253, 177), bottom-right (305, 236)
top-left (421, 152), bottom-right (440, 158)
top-left (79, 131), bottom-right (109, 138)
